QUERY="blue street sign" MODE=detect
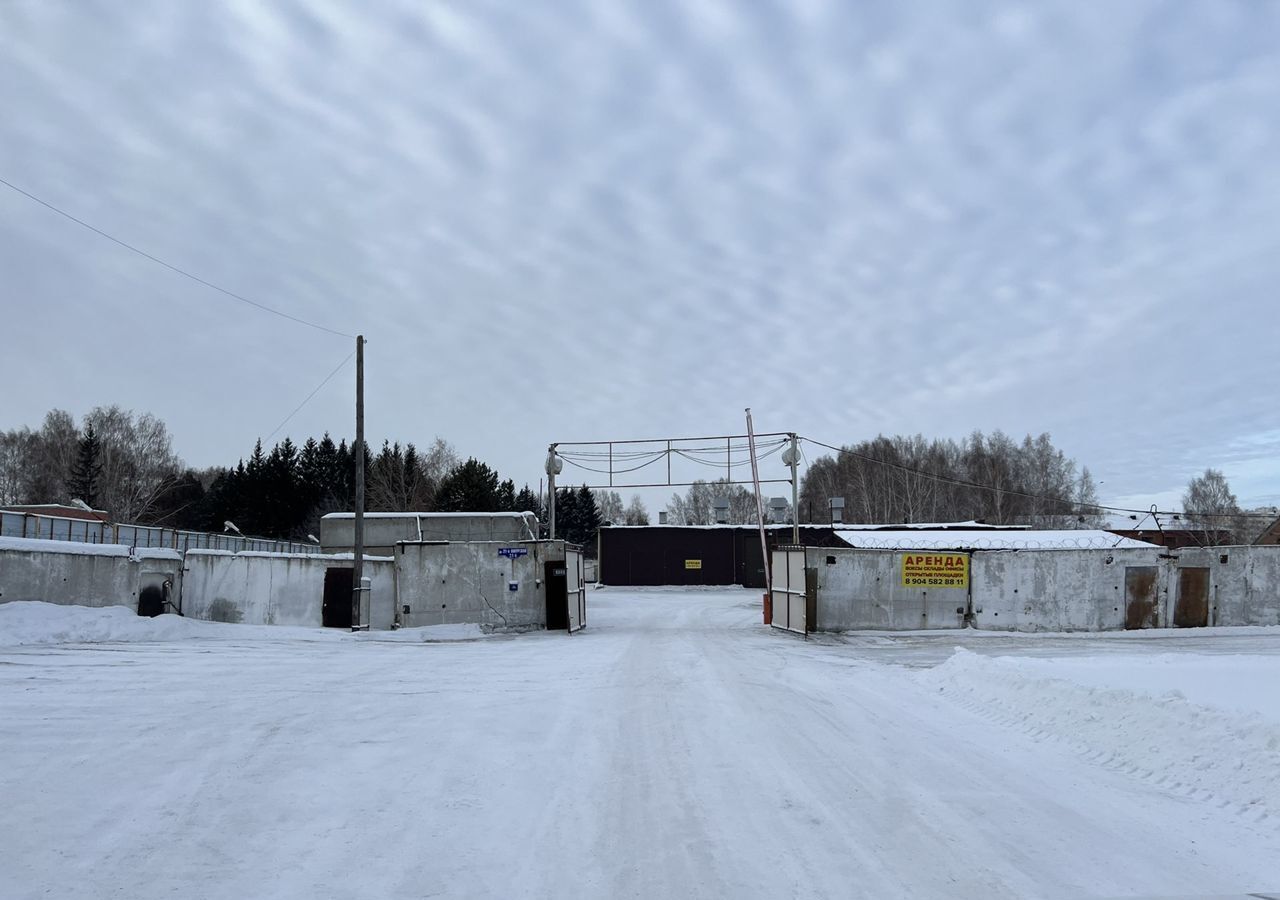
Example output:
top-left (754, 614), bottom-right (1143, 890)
top-left (498, 547), bottom-right (529, 559)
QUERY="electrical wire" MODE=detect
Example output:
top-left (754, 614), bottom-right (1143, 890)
top-left (263, 349), bottom-right (356, 443)
top-left (558, 453), bottom-right (669, 476)
top-left (0, 175), bottom-right (355, 339)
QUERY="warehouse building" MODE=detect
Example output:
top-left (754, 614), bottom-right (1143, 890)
top-left (598, 524), bottom-right (847, 588)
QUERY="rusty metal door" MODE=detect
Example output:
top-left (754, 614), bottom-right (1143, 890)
top-left (1124, 566), bottom-right (1158, 630)
top-left (1173, 567), bottom-right (1209, 628)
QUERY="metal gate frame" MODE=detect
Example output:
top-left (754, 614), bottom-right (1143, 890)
top-left (770, 545), bottom-right (808, 637)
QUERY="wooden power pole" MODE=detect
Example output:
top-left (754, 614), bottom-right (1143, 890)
top-left (352, 334), bottom-right (365, 631)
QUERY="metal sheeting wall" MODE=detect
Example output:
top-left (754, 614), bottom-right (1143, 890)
top-left (599, 526), bottom-right (843, 588)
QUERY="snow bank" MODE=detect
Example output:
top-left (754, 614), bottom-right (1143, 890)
top-left (0, 602), bottom-right (493, 647)
top-left (918, 648), bottom-right (1280, 819)
top-left (994, 654), bottom-right (1280, 723)
top-left (0, 601), bottom-right (215, 646)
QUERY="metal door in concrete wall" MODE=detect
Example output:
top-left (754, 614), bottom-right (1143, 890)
top-left (1124, 566), bottom-right (1158, 630)
top-left (771, 547), bottom-right (808, 635)
top-left (322, 567), bottom-right (354, 628)
top-left (566, 548), bottom-right (586, 633)
top-left (544, 561), bottom-right (569, 630)
top-left (1173, 567), bottom-right (1210, 628)
top-left (137, 572), bottom-right (169, 617)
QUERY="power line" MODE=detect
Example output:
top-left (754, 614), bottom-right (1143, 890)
top-left (264, 349), bottom-right (356, 443)
top-left (0, 175), bottom-right (355, 339)
top-left (800, 436), bottom-right (1278, 522)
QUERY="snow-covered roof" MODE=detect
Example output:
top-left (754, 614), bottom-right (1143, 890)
top-left (834, 520), bottom-right (1029, 531)
top-left (322, 511), bottom-right (536, 520)
top-left (0, 536), bottom-right (182, 560)
top-left (184, 549), bottom-right (393, 562)
top-left (835, 529), bottom-right (1159, 551)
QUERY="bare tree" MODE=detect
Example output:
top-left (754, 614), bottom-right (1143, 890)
top-left (1182, 468), bottom-right (1240, 545)
top-left (21, 410), bottom-right (80, 504)
top-left (1074, 467), bottom-right (1106, 529)
top-left (624, 494), bottom-right (649, 525)
top-left (664, 479), bottom-right (758, 525)
top-left (596, 490), bottom-right (625, 525)
top-left (799, 430), bottom-right (1089, 526)
top-left (89, 406), bottom-right (181, 523)
top-left (0, 427), bottom-right (34, 505)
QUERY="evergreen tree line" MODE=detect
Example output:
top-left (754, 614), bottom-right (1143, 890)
top-left (0, 406), bottom-right (627, 547)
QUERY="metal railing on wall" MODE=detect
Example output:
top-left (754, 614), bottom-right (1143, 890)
top-left (0, 511), bottom-right (320, 555)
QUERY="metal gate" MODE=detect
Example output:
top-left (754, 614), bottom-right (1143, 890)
top-left (770, 546), bottom-right (808, 636)
top-left (1173, 567), bottom-right (1210, 628)
top-left (566, 547), bottom-right (587, 633)
top-left (1124, 566), bottom-right (1159, 630)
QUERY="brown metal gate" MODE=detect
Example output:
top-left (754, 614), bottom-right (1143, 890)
top-left (1173, 567), bottom-right (1210, 628)
top-left (1124, 566), bottom-right (1158, 630)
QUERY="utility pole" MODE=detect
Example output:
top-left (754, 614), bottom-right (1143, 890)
top-left (745, 409), bottom-right (771, 593)
top-left (352, 334), bottom-right (365, 632)
top-left (546, 444), bottom-right (562, 539)
top-left (789, 433), bottom-right (800, 545)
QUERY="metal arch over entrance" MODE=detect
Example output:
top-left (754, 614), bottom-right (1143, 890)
top-left (548, 431), bottom-right (796, 491)
top-left (544, 430), bottom-right (803, 543)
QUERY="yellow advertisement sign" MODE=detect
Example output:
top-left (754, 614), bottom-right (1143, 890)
top-left (685, 559), bottom-right (702, 570)
top-left (900, 552), bottom-right (968, 588)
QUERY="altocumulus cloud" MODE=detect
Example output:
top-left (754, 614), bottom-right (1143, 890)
top-left (1, 0), bottom-right (1278, 507)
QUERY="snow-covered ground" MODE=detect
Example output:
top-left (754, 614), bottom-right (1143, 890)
top-left (2, 590), bottom-right (1278, 899)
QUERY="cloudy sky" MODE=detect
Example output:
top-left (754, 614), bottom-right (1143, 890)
top-left (2, 0), bottom-right (1278, 516)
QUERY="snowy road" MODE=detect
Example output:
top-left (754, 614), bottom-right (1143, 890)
top-left (2, 590), bottom-right (1278, 899)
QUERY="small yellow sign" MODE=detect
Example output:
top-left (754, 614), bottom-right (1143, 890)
top-left (685, 559), bottom-right (702, 570)
top-left (900, 552), bottom-right (969, 588)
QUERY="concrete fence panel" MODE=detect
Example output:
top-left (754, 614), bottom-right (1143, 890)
top-left (0, 537), bottom-right (182, 613)
top-left (810, 547), bottom-right (968, 631)
top-left (181, 551), bottom-right (395, 629)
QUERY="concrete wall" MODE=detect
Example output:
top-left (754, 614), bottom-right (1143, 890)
top-left (970, 549), bottom-right (1164, 631)
top-left (0, 537), bottom-right (182, 612)
top-left (181, 551), bottom-right (395, 629)
top-left (810, 548), bottom-right (969, 631)
top-left (810, 544), bottom-right (1280, 632)
top-left (1174, 546), bottom-right (1280, 627)
top-left (394, 540), bottom-right (567, 631)
top-left (321, 513), bottom-right (539, 556)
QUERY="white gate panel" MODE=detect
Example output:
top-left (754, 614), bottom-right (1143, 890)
top-left (566, 548), bottom-right (586, 633)
top-left (771, 547), bottom-right (808, 635)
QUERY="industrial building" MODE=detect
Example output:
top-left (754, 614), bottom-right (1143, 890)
top-left (598, 524), bottom-right (846, 588)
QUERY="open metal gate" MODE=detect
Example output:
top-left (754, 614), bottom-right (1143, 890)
top-left (770, 546), bottom-right (809, 636)
top-left (566, 547), bottom-right (587, 633)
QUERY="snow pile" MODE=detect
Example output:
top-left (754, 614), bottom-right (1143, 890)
top-left (918, 649), bottom-right (1280, 819)
top-left (996, 653), bottom-right (1280, 723)
top-left (0, 601), bottom-right (214, 646)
